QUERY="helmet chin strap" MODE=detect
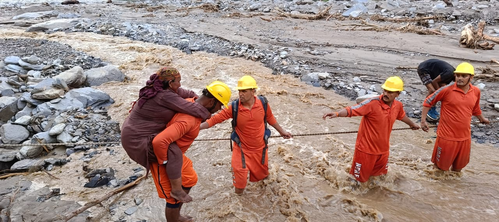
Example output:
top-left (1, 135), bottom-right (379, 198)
top-left (208, 99), bottom-right (219, 113)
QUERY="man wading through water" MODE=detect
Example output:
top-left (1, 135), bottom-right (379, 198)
top-left (200, 75), bottom-right (292, 194)
top-left (151, 81), bottom-right (231, 221)
top-left (421, 62), bottom-right (490, 172)
top-left (323, 76), bottom-right (420, 183)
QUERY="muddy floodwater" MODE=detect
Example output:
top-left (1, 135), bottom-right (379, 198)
top-left (1, 1), bottom-right (499, 221)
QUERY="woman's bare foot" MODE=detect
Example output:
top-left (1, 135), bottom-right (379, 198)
top-left (179, 215), bottom-right (193, 222)
top-left (170, 190), bottom-right (193, 203)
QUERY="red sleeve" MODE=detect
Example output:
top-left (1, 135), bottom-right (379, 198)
top-left (346, 100), bottom-right (373, 117)
top-left (206, 105), bottom-right (233, 127)
top-left (265, 103), bottom-right (277, 125)
top-left (472, 89), bottom-right (482, 116)
top-left (423, 86), bottom-right (448, 107)
top-left (397, 102), bottom-right (406, 120)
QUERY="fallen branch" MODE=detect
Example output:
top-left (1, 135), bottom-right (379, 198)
top-left (337, 21), bottom-right (442, 35)
top-left (0, 168), bottom-right (28, 174)
top-left (36, 138), bottom-right (50, 153)
top-left (396, 66), bottom-right (418, 70)
top-left (274, 6), bottom-right (332, 20)
top-left (396, 23), bottom-right (443, 35)
top-left (62, 174), bottom-right (146, 221)
top-left (0, 172), bottom-right (29, 179)
top-left (484, 35), bottom-right (499, 44)
top-left (260, 17), bottom-right (272, 22)
top-left (44, 170), bottom-right (60, 180)
top-left (492, 59), bottom-right (499, 65)
top-left (370, 15), bottom-right (442, 23)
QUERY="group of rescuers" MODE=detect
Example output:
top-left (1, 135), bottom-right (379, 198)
top-left (121, 59), bottom-right (490, 221)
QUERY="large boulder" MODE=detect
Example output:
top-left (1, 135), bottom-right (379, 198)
top-left (0, 96), bottom-right (18, 122)
top-left (0, 123), bottom-right (29, 144)
top-left (53, 66), bottom-right (86, 88)
top-left (84, 65), bottom-right (125, 86)
top-left (32, 87), bottom-right (114, 115)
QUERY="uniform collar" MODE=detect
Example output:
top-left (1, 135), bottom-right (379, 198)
top-left (378, 95), bottom-right (392, 110)
top-left (452, 82), bottom-right (474, 94)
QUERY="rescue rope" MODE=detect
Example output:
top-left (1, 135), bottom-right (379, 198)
top-left (0, 121), bottom-right (494, 148)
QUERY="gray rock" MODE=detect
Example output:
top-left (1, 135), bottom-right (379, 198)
top-left (31, 87), bottom-right (65, 100)
top-left (49, 123), bottom-right (66, 136)
top-left (18, 59), bottom-right (44, 71)
top-left (56, 131), bottom-right (73, 144)
top-left (124, 206), bottom-right (138, 215)
top-left (0, 124), bottom-right (29, 144)
top-left (57, 13), bottom-right (81, 19)
top-left (355, 94), bottom-right (379, 104)
top-left (84, 65), bottom-right (125, 86)
top-left (27, 19), bottom-right (79, 32)
top-left (0, 97), bottom-right (19, 122)
top-left (31, 103), bottom-right (53, 117)
top-left (21, 92), bottom-right (45, 106)
top-left (0, 77), bottom-right (14, 91)
top-left (15, 105), bottom-right (34, 120)
top-left (32, 78), bottom-right (56, 92)
top-left (134, 198), bottom-right (143, 205)
top-left (18, 141), bottom-right (43, 159)
top-left (5, 64), bottom-right (27, 74)
top-left (494, 104), bottom-right (499, 112)
top-left (1, 89), bottom-right (15, 96)
top-left (27, 70), bottom-right (42, 78)
top-left (4, 56), bottom-right (20, 64)
top-left (10, 159), bottom-right (44, 171)
top-left (0, 150), bottom-right (17, 162)
top-left (14, 115), bottom-right (32, 126)
top-left (32, 132), bottom-right (57, 147)
top-left (21, 55), bottom-right (43, 65)
top-left (53, 66), bottom-right (86, 88)
top-left (53, 78), bottom-right (69, 92)
top-left (12, 11), bottom-right (55, 20)
top-left (357, 89), bottom-right (367, 97)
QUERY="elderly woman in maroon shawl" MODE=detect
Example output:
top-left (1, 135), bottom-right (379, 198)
top-left (121, 67), bottom-right (210, 204)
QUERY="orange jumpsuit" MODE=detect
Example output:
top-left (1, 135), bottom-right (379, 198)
top-left (207, 96), bottom-right (277, 189)
top-left (423, 83), bottom-right (482, 170)
top-left (346, 95), bottom-right (406, 182)
top-left (150, 98), bottom-right (201, 205)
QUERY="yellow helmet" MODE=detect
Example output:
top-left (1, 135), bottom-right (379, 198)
top-left (236, 75), bottom-right (258, 90)
top-left (381, 76), bottom-right (404, 92)
top-left (206, 81), bottom-right (231, 107)
top-left (454, 62), bottom-right (474, 75)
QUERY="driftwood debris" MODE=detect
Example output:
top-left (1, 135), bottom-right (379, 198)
top-left (274, 6), bottom-right (332, 20)
top-left (0, 172), bottom-right (29, 179)
top-left (460, 21), bottom-right (498, 50)
top-left (62, 174), bottom-right (146, 221)
top-left (476, 62), bottom-right (499, 81)
top-left (396, 66), bottom-right (418, 70)
top-left (370, 15), bottom-right (442, 23)
top-left (338, 20), bottom-right (443, 35)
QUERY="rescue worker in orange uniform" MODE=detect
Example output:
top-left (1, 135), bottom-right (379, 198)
top-left (150, 81), bottom-right (231, 222)
top-left (200, 76), bottom-right (292, 194)
top-left (421, 62), bottom-right (490, 172)
top-left (323, 76), bottom-right (420, 183)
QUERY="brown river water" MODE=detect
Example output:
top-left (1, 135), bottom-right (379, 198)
top-left (1, 28), bottom-right (498, 222)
